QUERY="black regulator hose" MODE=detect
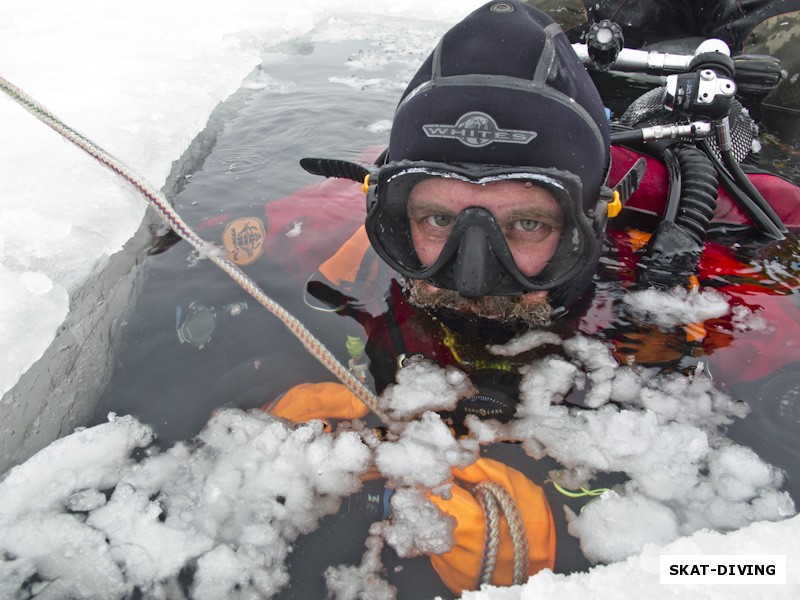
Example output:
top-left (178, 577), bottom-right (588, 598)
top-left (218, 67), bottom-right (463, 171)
top-left (660, 146), bottom-right (683, 223)
top-left (670, 144), bottom-right (719, 244)
top-left (637, 142), bottom-right (719, 288)
top-left (699, 137), bottom-right (787, 240)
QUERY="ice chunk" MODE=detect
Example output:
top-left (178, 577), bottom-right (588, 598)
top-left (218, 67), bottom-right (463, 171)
top-left (376, 412), bottom-right (478, 488)
top-left (623, 286), bottom-right (730, 327)
top-left (566, 490), bottom-right (679, 563)
top-left (379, 487), bottom-right (456, 557)
top-left (379, 359), bottom-right (474, 419)
top-left (0, 409), bottom-right (373, 598)
top-left (487, 329), bottom-right (562, 356)
top-left (325, 534), bottom-right (396, 600)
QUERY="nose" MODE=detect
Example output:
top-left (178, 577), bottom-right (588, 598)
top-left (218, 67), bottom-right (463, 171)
top-left (453, 226), bottom-right (504, 298)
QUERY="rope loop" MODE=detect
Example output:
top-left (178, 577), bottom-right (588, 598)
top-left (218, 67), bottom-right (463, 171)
top-left (472, 480), bottom-right (530, 587)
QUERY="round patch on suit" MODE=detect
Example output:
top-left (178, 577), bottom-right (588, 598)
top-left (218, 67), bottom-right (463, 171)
top-left (223, 217), bottom-right (266, 266)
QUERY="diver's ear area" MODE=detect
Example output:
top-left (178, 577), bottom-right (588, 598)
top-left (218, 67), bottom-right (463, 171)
top-left (299, 157), bottom-right (370, 183)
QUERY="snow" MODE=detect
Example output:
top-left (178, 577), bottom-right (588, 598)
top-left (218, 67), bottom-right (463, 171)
top-left (465, 515), bottom-right (800, 600)
top-left (484, 333), bottom-right (794, 561)
top-left (0, 1), bottom-right (797, 598)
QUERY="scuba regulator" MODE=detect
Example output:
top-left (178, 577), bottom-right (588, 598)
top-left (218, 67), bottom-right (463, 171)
top-left (575, 22), bottom-right (788, 289)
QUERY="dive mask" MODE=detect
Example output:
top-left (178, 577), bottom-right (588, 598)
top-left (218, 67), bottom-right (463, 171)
top-left (302, 158), bottom-right (612, 299)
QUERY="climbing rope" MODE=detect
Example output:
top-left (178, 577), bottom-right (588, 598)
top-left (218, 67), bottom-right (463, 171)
top-left (472, 481), bottom-right (530, 586)
top-left (0, 75), bottom-right (387, 423)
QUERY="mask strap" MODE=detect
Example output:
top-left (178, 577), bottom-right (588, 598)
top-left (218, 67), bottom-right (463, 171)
top-left (605, 157), bottom-right (647, 222)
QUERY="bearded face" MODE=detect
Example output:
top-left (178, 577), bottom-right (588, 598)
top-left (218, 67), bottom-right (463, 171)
top-left (404, 278), bottom-right (553, 328)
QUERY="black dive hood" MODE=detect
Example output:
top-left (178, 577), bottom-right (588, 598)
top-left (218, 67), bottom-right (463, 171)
top-left (302, 1), bottom-right (612, 311)
top-left (388, 1), bottom-right (610, 212)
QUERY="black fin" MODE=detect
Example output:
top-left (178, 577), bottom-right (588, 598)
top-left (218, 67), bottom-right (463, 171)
top-left (300, 158), bottom-right (370, 182)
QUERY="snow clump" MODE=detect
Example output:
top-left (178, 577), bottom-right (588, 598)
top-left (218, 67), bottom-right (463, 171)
top-left (476, 330), bottom-right (795, 564)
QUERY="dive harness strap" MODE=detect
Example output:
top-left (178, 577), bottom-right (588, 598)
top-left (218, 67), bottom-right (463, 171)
top-left (611, 157), bottom-right (647, 208)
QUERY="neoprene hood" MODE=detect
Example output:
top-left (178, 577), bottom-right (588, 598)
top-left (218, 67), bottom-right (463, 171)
top-left (387, 0), bottom-right (611, 212)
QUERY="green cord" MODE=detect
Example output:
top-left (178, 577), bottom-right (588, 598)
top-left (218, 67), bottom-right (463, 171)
top-left (547, 472), bottom-right (609, 498)
top-left (551, 481), bottom-right (609, 498)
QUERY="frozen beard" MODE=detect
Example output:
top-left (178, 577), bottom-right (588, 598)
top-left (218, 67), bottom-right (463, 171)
top-left (404, 278), bottom-right (553, 328)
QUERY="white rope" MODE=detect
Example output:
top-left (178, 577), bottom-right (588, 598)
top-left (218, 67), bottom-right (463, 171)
top-left (0, 75), bottom-right (387, 423)
top-left (472, 480), bottom-right (530, 586)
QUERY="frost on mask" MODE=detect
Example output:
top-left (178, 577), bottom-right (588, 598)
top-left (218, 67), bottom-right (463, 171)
top-left (475, 322), bottom-right (796, 564)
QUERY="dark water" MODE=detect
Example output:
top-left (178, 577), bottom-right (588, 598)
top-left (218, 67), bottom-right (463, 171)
top-left (94, 37), bottom-right (800, 598)
top-left (96, 39), bottom-right (403, 441)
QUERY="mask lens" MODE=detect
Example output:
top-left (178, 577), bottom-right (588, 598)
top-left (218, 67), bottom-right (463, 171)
top-left (406, 175), bottom-right (567, 276)
top-left (366, 162), bottom-right (594, 295)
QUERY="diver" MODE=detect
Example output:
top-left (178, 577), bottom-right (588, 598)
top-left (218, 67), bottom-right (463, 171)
top-left (198, 0), bottom-right (800, 596)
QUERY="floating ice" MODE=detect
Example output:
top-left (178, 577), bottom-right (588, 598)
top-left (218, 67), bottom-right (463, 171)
top-left (324, 534), bottom-right (396, 600)
top-left (471, 332), bottom-right (795, 564)
top-left (375, 411), bottom-right (478, 489)
top-left (377, 487), bottom-right (456, 557)
top-left (0, 337), bottom-right (796, 598)
top-left (364, 119), bottom-right (394, 134)
top-left (565, 490), bottom-right (680, 563)
top-left (730, 302), bottom-right (771, 332)
top-left (487, 329), bottom-right (562, 356)
top-left (329, 75), bottom-right (403, 91)
top-left (0, 367), bottom-right (483, 599)
top-left (0, 410), bottom-right (373, 599)
top-left (623, 286), bottom-right (730, 327)
top-left (378, 357), bottom-right (475, 419)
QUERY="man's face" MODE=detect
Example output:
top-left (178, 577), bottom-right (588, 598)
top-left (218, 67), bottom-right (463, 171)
top-left (404, 177), bottom-right (564, 325)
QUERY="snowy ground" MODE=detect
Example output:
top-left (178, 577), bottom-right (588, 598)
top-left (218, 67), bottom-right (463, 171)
top-left (1, 1), bottom-right (798, 598)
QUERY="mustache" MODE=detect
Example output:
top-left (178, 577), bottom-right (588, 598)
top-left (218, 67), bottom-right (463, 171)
top-left (404, 280), bottom-right (553, 327)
